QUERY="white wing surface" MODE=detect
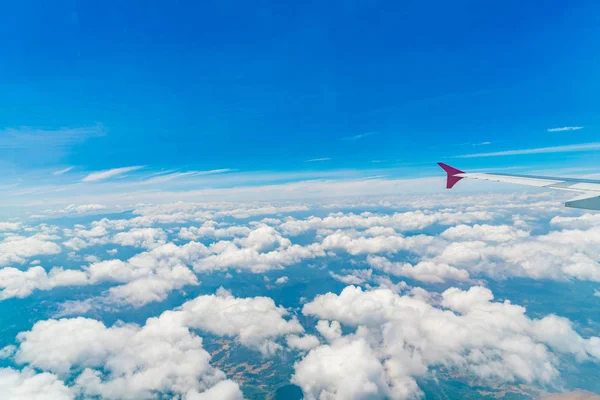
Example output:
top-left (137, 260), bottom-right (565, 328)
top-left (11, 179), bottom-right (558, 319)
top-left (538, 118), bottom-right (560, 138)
top-left (438, 163), bottom-right (600, 211)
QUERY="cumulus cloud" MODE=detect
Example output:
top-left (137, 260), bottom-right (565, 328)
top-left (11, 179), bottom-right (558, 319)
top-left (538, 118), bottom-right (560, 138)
top-left (10, 289), bottom-right (307, 398)
top-left (0, 234), bottom-right (61, 266)
top-left (321, 230), bottom-right (434, 256)
top-left (441, 224), bottom-right (529, 242)
top-left (0, 345), bottom-right (16, 358)
top-left (431, 226), bottom-right (600, 282)
top-left (0, 266), bottom-right (88, 300)
top-left (129, 202), bottom-right (309, 227)
top-left (295, 285), bottom-right (600, 399)
top-left (315, 320), bottom-right (342, 342)
top-left (63, 225), bottom-right (110, 250)
top-left (87, 244), bottom-right (201, 306)
top-left (0, 222), bottom-right (21, 231)
top-left (550, 214), bottom-right (600, 230)
top-left (4, 195), bottom-right (598, 307)
top-left (10, 241), bottom-right (207, 306)
top-left (33, 204), bottom-right (108, 219)
top-left (179, 223), bottom-right (251, 240)
top-left (112, 228), bottom-right (167, 250)
top-left (293, 337), bottom-right (394, 400)
top-left (14, 313), bottom-right (242, 400)
top-left (186, 380), bottom-right (245, 400)
top-left (0, 367), bottom-right (73, 400)
top-left (366, 256), bottom-right (469, 283)
top-left (0, 224), bottom-right (324, 305)
top-left (279, 210), bottom-right (493, 236)
top-left (192, 226), bottom-right (324, 273)
top-left (286, 335), bottom-right (320, 351)
top-left (2, 194), bottom-right (600, 398)
top-left (177, 291), bottom-right (304, 355)
top-left (54, 299), bottom-right (95, 317)
top-left (329, 269), bottom-right (373, 285)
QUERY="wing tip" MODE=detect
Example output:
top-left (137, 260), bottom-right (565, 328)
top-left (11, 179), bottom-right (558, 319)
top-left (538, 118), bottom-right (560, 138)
top-left (437, 162), bottom-right (465, 189)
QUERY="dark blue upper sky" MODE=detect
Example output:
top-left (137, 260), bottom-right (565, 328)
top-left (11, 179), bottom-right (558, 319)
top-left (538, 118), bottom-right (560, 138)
top-left (1, 0), bottom-right (600, 175)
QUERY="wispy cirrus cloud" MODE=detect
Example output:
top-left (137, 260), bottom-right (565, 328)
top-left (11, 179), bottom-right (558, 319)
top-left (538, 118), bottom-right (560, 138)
top-left (305, 158), bottom-right (331, 162)
top-left (82, 166), bottom-right (144, 182)
top-left (137, 169), bottom-right (232, 185)
top-left (52, 167), bottom-right (74, 175)
top-left (0, 125), bottom-right (105, 149)
top-left (0, 125), bottom-right (105, 166)
top-left (343, 132), bottom-right (376, 141)
top-left (547, 126), bottom-right (584, 132)
top-left (456, 142), bottom-right (600, 158)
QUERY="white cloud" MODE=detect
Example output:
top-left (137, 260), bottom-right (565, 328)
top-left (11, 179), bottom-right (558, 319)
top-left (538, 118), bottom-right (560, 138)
top-left (321, 231), bottom-right (434, 256)
top-left (295, 285), bottom-right (600, 399)
top-left (286, 335), bottom-right (320, 351)
top-left (113, 228), bottom-right (167, 250)
top-left (0, 367), bottom-right (73, 400)
top-left (63, 204), bottom-right (106, 214)
top-left (441, 224), bottom-right (529, 243)
top-left (52, 166), bottom-right (74, 176)
top-left (275, 276), bottom-right (289, 284)
top-left (179, 223), bottom-right (251, 240)
top-left (304, 158), bottom-right (331, 162)
top-left (547, 126), bottom-right (584, 132)
top-left (1, 224), bottom-right (321, 304)
top-left (237, 226), bottom-right (291, 251)
top-left (137, 169), bottom-right (232, 185)
top-left (27, 241), bottom-right (204, 306)
top-left (280, 210), bottom-right (493, 236)
top-left (0, 222), bottom-right (21, 231)
top-left (11, 289), bottom-right (305, 397)
top-left (0, 266), bottom-right (88, 300)
top-left (191, 226), bottom-right (324, 273)
top-left (0, 234), bottom-right (61, 266)
top-left (293, 337), bottom-right (394, 400)
top-left (177, 291), bottom-right (304, 355)
top-left (14, 314), bottom-right (241, 400)
top-left (329, 269), bottom-right (372, 285)
top-left (431, 226), bottom-right (600, 282)
top-left (0, 125), bottom-right (104, 167)
top-left (366, 256), bottom-right (469, 283)
top-left (0, 345), bottom-right (16, 359)
top-left (315, 320), bottom-right (342, 342)
top-left (186, 380), bottom-right (244, 400)
top-left (82, 166), bottom-right (144, 182)
top-left (62, 225), bottom-right (110, 250)
top-left (456, 142), bottom-right (600, 158)
top-left (343, 132), bottom-right (375, 141)
top-left (54, 299), bottom-right (95, 317)
top-left (550, 214), bottom-right (600, 230)
top-left (87, 245), bottom-right (200, 306)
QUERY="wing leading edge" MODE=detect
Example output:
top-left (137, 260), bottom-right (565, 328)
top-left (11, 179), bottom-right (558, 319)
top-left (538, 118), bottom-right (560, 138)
top-left (438, 162), bottom-right (600, 211)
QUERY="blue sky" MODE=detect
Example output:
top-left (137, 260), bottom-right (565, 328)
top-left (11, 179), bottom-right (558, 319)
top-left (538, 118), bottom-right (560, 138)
top-left (1, 0), bottom-right (600, 202)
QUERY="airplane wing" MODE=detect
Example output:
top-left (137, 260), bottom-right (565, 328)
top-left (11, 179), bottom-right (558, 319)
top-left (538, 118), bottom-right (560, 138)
top-left (437, 162), bottom-right (600, 211)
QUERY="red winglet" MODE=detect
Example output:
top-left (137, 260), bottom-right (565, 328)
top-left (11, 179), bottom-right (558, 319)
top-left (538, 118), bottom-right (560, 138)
top-left (437, 162), bottom-right (465, 189)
